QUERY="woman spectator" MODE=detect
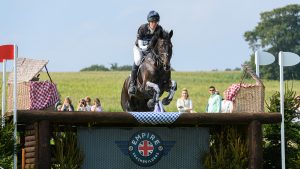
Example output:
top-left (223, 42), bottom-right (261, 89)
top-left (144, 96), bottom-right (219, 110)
top-left (77, 98), bottom-right (87, 111)
top-left (176, 88), bottom-right (194, 113)
top-left (91, 98), bottom-right (103, 112)
top-left (61, 97), bottom-right (74, 111)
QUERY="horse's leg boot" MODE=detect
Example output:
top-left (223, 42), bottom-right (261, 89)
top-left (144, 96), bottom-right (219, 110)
top-left (128, 64), bottom-right (138, 95)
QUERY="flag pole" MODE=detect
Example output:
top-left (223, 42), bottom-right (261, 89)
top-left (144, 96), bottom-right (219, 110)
top-left (1, 59), bottom-right (6, 127)
top-left (279, 51), bottom-right (286, 169)
top-left (13, 45), bottom-right (18, 169)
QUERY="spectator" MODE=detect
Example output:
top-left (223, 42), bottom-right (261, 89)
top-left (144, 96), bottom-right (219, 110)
top-left (77, 98), bottom-right (87, 111)
top-left (61, 97), bottom-right (74, 111)
top-left (91, 98), bottom-right (103, 112)
top-left (206, 86), bottom-right (222, 113)
top-left (56, 105), bottom-right (62, 112)
top-left (176, 88), bottom-right (194, 113)
top-left (85, 96), bottom-right (92, 111)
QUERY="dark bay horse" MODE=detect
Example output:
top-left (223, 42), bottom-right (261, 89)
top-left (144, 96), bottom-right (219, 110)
top-left (121, 30), bottom-right (177, 111)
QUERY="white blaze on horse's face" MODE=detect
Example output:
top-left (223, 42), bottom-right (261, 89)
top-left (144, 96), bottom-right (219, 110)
top-left (158, 39), bottom-right (172, 71)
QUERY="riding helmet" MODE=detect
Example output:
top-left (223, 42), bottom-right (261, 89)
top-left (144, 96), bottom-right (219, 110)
top-left (147, 10), bottom-right (160, 22)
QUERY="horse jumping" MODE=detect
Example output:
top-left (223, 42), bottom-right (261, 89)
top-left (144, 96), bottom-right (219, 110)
top-left (121, 30), bottom-right (177, 111)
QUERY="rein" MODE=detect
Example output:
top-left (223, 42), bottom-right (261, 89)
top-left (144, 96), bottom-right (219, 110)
top-left (150, 48), bottom-right (164, 66)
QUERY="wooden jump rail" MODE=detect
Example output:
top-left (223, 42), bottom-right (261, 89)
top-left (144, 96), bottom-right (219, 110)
top-left (17, 110), bottom-right (281, 169)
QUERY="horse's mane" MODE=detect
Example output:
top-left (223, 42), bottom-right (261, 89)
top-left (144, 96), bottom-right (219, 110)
top-left (148, 30), bottom-right (171, 50)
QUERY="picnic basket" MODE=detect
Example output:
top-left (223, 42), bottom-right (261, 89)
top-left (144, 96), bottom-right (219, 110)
top-left (224, 65), bottom-right (265, 113)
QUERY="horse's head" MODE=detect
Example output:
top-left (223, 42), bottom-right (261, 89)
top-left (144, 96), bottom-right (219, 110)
top-left (153, 30), bottom-right (173, 71)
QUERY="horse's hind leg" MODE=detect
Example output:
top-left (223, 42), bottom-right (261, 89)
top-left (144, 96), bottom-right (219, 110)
top-left (162, 80), bottom-right (177, 105)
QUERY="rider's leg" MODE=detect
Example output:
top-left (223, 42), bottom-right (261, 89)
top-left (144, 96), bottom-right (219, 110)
top-left (128, 63), bottom-right (138, 94)
top-left (129, 45), bottom-right (142, 95)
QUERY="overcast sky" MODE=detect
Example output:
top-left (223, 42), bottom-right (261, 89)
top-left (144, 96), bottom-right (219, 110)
top-left (1, 0), bottom-right (299, 72)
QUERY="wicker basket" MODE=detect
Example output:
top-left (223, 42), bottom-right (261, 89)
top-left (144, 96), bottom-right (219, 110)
top-left (225, 65), bottom-right (265, 113)
top-left (7, 82), bottom-right (31, 113)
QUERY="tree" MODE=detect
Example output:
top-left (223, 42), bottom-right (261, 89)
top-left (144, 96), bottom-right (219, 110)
top-left (263, 85), bottom-right (300, 168)
top-left (244, 4), bottom-right (300, 80)
top-left (0, 119), bottom-right (14, 169)
top-left (80, 64), bottom-right (109, 71)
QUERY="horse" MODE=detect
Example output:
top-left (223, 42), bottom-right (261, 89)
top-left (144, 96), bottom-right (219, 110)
top-left (121, 30), bottom-right (177, 112)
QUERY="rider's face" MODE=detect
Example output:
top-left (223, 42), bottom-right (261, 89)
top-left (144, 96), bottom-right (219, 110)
top-left (149, 21), bottom-right (158, 30)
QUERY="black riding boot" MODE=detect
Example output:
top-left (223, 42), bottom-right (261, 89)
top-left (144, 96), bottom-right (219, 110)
top-left (128, 63), bottom-right (139, 95)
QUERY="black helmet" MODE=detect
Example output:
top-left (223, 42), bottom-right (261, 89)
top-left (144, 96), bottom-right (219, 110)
top-left (147, 10), bottom-right (160, 22)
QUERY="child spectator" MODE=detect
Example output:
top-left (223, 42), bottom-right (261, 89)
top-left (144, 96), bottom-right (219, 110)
top-left (85, 96), bottom-right (92, 111)
top-left (61, 97), bottom-right (74, 112)
top-left (77, 98), bottom-right (87, 111)
top-left (91, 98), bottom-right (103, 112)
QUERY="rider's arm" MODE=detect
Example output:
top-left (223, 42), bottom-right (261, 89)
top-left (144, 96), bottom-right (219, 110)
top-left (137, 40), bottom-right (148, 51)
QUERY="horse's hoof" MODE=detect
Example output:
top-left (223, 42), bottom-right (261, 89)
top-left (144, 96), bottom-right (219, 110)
top-left (147, 99), bottom-right (155, 109)
top-left (162, 98), bottom-right (171, 105)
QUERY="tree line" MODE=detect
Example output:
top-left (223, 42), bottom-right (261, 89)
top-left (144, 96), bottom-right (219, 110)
top-left (80, 63), bottom-right (131, 71)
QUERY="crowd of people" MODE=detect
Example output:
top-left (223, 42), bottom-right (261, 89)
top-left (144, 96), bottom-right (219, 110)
top-left (55, 87), bottom-right (300, 114)
top-left (176, 85), bottom-right (232, 113)
top-left (56, 96), bottom-right (103, 112)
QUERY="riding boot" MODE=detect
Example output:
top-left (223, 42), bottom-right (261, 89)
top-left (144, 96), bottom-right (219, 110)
top-left (128, 63), bottom-right (139, 95)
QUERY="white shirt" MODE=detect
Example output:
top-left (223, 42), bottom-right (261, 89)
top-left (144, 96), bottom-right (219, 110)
top-left (177, 98), bottom-right (193, 113)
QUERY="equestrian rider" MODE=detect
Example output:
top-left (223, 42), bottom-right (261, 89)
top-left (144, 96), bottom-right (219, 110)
top-left (128, 10), bottom-right (164, 95)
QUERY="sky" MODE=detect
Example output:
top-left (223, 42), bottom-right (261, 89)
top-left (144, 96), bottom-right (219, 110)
top-left (1, 0), bottom-right (299, 72)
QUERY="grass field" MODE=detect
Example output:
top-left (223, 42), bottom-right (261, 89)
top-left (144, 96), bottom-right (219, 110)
top-left (1, 71), bottom-right (300, 112)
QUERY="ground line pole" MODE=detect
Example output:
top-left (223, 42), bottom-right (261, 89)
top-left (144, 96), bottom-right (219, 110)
top-left (2, 59), bottom-right (6, 127)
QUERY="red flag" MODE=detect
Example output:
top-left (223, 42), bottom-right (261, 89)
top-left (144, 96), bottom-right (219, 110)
top-left (0, 45), bottom-right (14, 62)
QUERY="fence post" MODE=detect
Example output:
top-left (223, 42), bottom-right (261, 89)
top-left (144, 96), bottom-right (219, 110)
top-left (38, 120), bottom-right (50, 169)
top-left (248, 120), bottom-right (263, 169)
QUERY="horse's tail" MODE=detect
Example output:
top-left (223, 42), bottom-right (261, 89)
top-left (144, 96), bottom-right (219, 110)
top-left (121, 76), bottom-right (130, 111)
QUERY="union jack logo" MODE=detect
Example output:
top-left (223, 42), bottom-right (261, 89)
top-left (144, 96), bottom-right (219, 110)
top-left (138, 140), bottom-right (154, 156)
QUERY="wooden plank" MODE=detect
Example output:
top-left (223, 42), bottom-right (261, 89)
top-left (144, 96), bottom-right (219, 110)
top-left (25, 129), bottom-right (35, 136)
top-left (25, 152), bottom-right (35, 158)
top-left (37, 120), bottom-right (50, 169)
top-left (17, 111), bottom-right (281, 126)
top-left (25, 164), bottom-right (35, 169)
top-left (25, 136), bottom-right (35, 142)
top-left (24, 141), bottom-right (36, 147)
top-left (24, 147), bottom-right (35, 153)
top-left (248, 120), bottom-right (263, 169)
top-left (25, 158), bottom-right (35, 164)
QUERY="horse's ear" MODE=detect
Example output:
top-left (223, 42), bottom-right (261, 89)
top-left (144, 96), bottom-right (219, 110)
top-left (169, 30), bottom-right (173, 39)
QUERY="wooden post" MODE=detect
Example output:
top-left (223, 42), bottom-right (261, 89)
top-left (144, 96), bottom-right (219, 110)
top-left (37, 120), bottom-right (50, 169)
top-left (248, 120), bottom-right (263, 169)
top-left (22, 148), bottom-right (25, 169)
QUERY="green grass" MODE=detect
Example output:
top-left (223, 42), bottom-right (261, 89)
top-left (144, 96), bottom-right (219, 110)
top-left (1, 71), bottom-right (300, 112)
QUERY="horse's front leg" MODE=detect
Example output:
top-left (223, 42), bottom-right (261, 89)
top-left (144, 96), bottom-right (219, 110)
top-left (162, 80), bottom-right (177, 105)
top-left (146, 81), bottom-right (160, 109)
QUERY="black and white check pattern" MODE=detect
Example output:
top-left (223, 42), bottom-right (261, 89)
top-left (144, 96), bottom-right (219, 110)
top-left (129, 112), bottom-right (182, 125)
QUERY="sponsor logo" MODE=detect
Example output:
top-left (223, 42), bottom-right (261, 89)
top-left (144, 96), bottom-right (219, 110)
top-left (115, 130), bottom-right (175, 167)
top-left (128, 130), bottom-right (164, 167)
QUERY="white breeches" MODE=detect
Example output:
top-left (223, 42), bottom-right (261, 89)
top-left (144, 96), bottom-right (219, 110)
top-left (133, 45), bottom-right (143, 66)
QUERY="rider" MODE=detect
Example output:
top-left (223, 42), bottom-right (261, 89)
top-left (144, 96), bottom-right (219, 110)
top-left (128, 10), bottom-right (164, 95)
